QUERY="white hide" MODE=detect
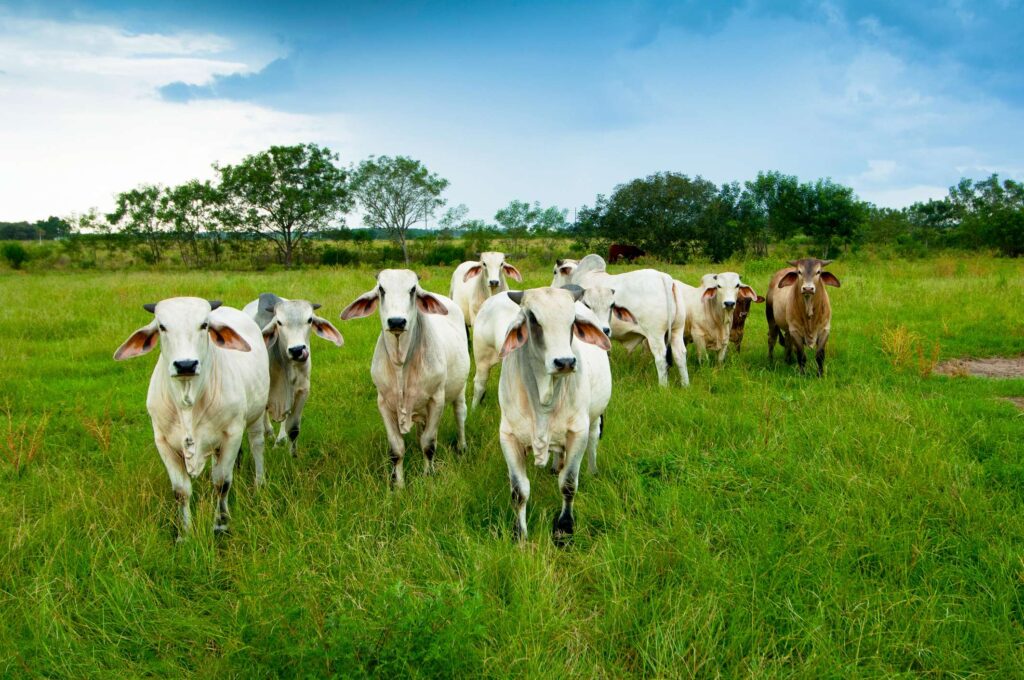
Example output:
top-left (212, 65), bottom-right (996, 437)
top-left (449, 251), bottom-right (523, 326)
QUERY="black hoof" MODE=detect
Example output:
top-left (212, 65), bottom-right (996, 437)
top-left (552, 514), bottom-right (574, 548)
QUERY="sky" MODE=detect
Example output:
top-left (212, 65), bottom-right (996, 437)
top-left (1, 0), bottom-right (1023, 223)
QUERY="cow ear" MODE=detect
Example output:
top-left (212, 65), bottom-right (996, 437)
top-left (463, 264), bottom-right (484, 282)
top-left (500, 314), bottom-right (529, 357)
top-left (612, 304), bottom-right (637, 324)
top-left (821, 271), bottom-right (841, 287)
top-left (701, 287), bottom-right (717, 300)
top-left (311, 316), bottom-right (344, 346)
top-left (340, 289), bottom-right (379, 320)
top-left (208, 300), bottom-right (222, 311)
top-left (739, 285), bottom-right (759, 300)
top-left (502, 263), bottom-right (523, 282)
top-left (559, 265), bottom-right (573, 276)
top-left (778, 271), bottom-right (800, 288)
top-left (573, 318), bottom-right (611, 351)
top-left (114, 321), bottom-right (159, 360)
top-left (209, 322), bottom-right (251, 352)
top-left (311, 303), bottom-right (322, 311)
top-left (261, 320), bottom-right (279, 349)
top-left (416, 292), bottom-right (449, 315)
top-left (754, 295), bottom-right (766, 303)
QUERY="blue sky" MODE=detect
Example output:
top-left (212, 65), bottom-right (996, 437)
top-left (1, 0), bottom-right (1022, 222)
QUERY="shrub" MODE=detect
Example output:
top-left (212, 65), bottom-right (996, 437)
top-left (1, 242), bottom-right (29, 269)
top-left (320, 246), bottom-right (360, 266)
top-left (420, 244), bottom-right (466, 266)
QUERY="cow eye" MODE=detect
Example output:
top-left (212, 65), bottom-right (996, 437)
top-left (582, 302), bottom-right (591, 310)
top-left (409, 287), bottom-right (416, 296)
top-left (378, 286), bottom-right (385, 297)
top-left (277, 320), bottom-right (283, 326)
top-left (527, 310), bottom-right (538, 325)
top-left (735, 284), bottom-right (740, 288)
top-left (307, 317), bottom-right (313, 324)
top-left (200, 322), bottom-right (208, 330)
top-left (158, 324), bottom-right (166, 332)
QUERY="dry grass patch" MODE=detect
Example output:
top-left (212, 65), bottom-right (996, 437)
top-left (934, 356), bottom-right (1024, 379)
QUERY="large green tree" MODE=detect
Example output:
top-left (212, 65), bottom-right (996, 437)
top-left (217, 144), bottom-right (352, 268)
top-left (950, 174), bottom-right (1024, 256)
top-left (107, 185), bottom-right (168, 263)
top-left (159, 180), bottom-right (225, 265)
top-left (351, 155), bottom-right (448, 264)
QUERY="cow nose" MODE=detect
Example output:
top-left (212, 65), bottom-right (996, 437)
top-left (387, 317), bottom-right (407, 332)
top-left (553, 356), bottom-right (577, 372)
top-left (723, 300), bottom-right (736, 309)
top-left (288, 345), bottom-right (308, 361)
top-left (488, 279), bottom-right (500, 287)
top-left (603, 327), bottom-right (612, 337)
top-left (802, 286), bottom-right (815, 294)
top-left (172, 359), bottom-right (199, 375)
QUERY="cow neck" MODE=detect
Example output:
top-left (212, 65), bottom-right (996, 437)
top-left (165, 352), bottom-right (217, 461)
top-left (792, 284), bottom-right (828, 323)
top-left (702, 294), bottom-right (730, 334)
top-left (382, 311), bottom-right (425, 372)
top-left (513, 339), bottom-right (571, 412)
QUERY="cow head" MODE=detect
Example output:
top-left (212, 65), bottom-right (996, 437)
top-left (261, 299), bottom-right (343, 362)
top-left (778, 259), bottom-right (840, 316)
top-left (551, 258), bottom-right (578, 287)
top-left (700, 272), bottom-right (759, 312)
top-left (570, 285), bottom-right (637, 338)
top-left (341, 269), bottom-right (448, 338)
top-left (114, 297), bottom-right (250, 380)
top-left (501, 287), bottom-right (610, 376)
top-left (463, 251), bottom-right (522, 291)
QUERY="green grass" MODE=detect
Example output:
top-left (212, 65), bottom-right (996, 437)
top-left (2, 256), bottom-right (1023, 677)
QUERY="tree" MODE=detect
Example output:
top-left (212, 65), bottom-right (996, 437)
top-left (950, 174), bottom-right (1024, 256)
top-left (800, 179), bottom-right (867, 257)
top-left (217, 144), bottom-right (352, 268)
top-left (742, 171), bottom-right (803, 255)
top-left (351, 155), bottom-right (448, 264)
top-left (438, 203), bottom-right (469, 239)
top-left (107, 185), bottom-right (168, 263)
top-left (494, 200), bottom-right (537, 253)
top-left (160, 180), bottom-right (224, 265)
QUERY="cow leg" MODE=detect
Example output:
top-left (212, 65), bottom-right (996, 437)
top-left (816, 331), bottom-right (829, 377)
top-left (247, 418), bottom-right (267, 487)
top-left (669, 329), bottom-right (690, 386)
top-left (500, 431), bottom-right (530, 541)
top-left (692, 332), bottom-right (709, 364)
top-left (453, 387), bottom-right (467, 454)
top-left (783, 333), bottom-right (794, 365)
top-left (717, 344), bottom-right (729, 365)
top-left (263, 412), bottom-right (275, 444)
top-left (377, 395), bottom-right (406, 489)
top-left (554, 429), bottom-right (586, 546)
top-left (419, 390), bottom-right (445, 476)
top-left (647, 333), bottom-right (670, 387)
top-left (795, 340), bottom-right (807, 374)
top-left (156, 436), bottom-right (191, 541)
top-left (767, 323), bottom-right (778, 361)
top-left (212, 429), bottom-right (243, 535)
top-left (472, 353), bottom-right (498, 408)
top-left (585, 418), bottom-right (601, 475)
top-left (283, 387), bottom-right (308, 457)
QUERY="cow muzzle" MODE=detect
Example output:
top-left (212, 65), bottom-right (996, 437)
top-left (387, 317), bottom-right (407, 334)
top-left (288, 345), bottom-right (309, 362)
top-left (172, 359), bottom-right (199, 377)
top-left (552, 356), bottom-right (577, 374)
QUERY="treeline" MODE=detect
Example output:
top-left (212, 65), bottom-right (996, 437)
top-left (3, 143), bottom-right (1023, 272)
top-left (572, 171), bottom-right (1024, 261)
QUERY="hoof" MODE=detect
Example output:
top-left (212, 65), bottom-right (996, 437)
top-left (213, 523), bottom-right (230, 536)
top-left (552, 514), bottom-right (574, 548)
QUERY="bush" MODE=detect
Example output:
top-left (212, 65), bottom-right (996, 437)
top-left (375, 246), bottom-right (405, 265)
top-left (420, 244), bottom-right (466, 266)
top-left (2, 242), bottom-right (29, 269)
top-left (320, 246), bottom-right (360, 266)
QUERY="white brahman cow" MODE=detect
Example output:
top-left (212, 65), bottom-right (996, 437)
top-left (673, 272), bottom-right (759, 364)
top-left (449, 251), bottom-right (522, 328)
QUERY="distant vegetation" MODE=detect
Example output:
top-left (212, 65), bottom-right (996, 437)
top-left (2, 143), bottom-right (1023, 271)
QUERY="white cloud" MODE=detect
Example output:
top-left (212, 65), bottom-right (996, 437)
top-left (0, 15), bottom-right (335, 220)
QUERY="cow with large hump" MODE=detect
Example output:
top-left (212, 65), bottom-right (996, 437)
top-left (114, 297), bottom-right (269, 539)
top-left (767, 258), bottom-right (841, 376)
top-left (449, 251), bottom-right (522, 328)
top-left (569, 254), bottom-right (689, 387)
top-left (243, 293), bottom-right (344, 456)
top-left (673, 272), bottom-right (759, 364)
top-left (496, 286), bottom-right (612, 544)
top-left (341, 270), bottom-right (470, 487)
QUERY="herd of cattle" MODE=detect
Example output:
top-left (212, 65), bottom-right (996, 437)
top-left (114, 253), bottom-right (841, 543)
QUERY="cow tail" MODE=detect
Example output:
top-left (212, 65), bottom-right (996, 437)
top-left (664, 275), bottom-right (677, 368)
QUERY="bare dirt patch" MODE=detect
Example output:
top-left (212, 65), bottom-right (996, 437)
top-left (1005, 397), bottom-right (1024, 411)
top-left (933, 356), bottom-right (1024, 379)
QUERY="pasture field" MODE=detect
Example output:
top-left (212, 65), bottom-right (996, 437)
top-left (2, 255), bottom-right (1024, 678)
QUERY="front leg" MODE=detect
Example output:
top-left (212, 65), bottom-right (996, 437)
top-left (793, 337), bottom-right (807, 375)
top-left (377, 394), bottom-right (406, 488)
top-left (419, 389), bottom-right (446, 476)
top-left (499, 428), bottom-right (530, 541)
top-left (212, 427), bottom-right (244, 534)
top-left (815, 330), bottom-right (830, 377)
top-left (692, 331), bottom-right (709, 364)
top-left (247, 418), bottom-right (268, 487)
top-left (554, 427), bottom-right (588, 546)
top-left (284, 387), bottom-right (309, 456)
top-left (155, 435), bottom-right (191, 540)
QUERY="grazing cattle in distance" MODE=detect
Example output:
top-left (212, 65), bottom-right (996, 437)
top-left (571, 254), bottom-right (689, 387)
top-left (767, 258), bottom-right (841, 376)
top-left (243, 293), bottom-right (344, 456)
top-left (730, 294), bottom-right (765, 352)
top-left (674, 272), bottom-right (759, 364)
top-left (496, 287), bottom-right (612, 543)
top-left (608, 243), bottom-right (646, 264)
top-left (341, 270), bottom-right (470, 487)
top-left (471, 284), bottom-right (629, 410)
top-left (114, 297), bottom-right (269, 538)
top-left (550, 258), bottom-right (579, 287)
top-left (450, 251), bottom-right (522, 327)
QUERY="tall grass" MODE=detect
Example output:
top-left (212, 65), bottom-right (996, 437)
top-left (1, 257), bottom-right (1023, 677)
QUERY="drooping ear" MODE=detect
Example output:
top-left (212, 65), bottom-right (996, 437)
top-left (209, 322), bottom-right (252, 352)
top-left (702, 287), bottom-right (717, 300)
top-left (560, 284), bottom-right (584, 301)
top-left (738, 285), bottom-right (759, 300)
top-left (573, 318), bottom-right (612, 351)
top-left (114, 321), bottom-right (159, 360)
top-left (208, 300), bottom-right (222, 311)
top-left (312, 316), bottom-right (344, 346)
top-left (754, 295), bottom-right (766, 303)
top-left (820, 271), bottom-right (841, 287)
top-left (311, 303), bottom-right (322, 311)
top-left (612, 304), bottom-right (638, 324)
top-left (502, 263), bottom-right (523, 282)
top-left (142, 303), bottom-right (157, 314)
top-left (261, 320), bottom-right (279, 349)
top-left (340, 289), bottom-right (380, 320)
top-left (507, 291), bottom-right (524, 305)
top-left (778, 271), bottom-right (800, 288)
top-left (416, 291), bottom-right (449, 315)
top-left (500, 314), bottom-right (529, 357)
top-left (463, 264), bottom-right (484, 282)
